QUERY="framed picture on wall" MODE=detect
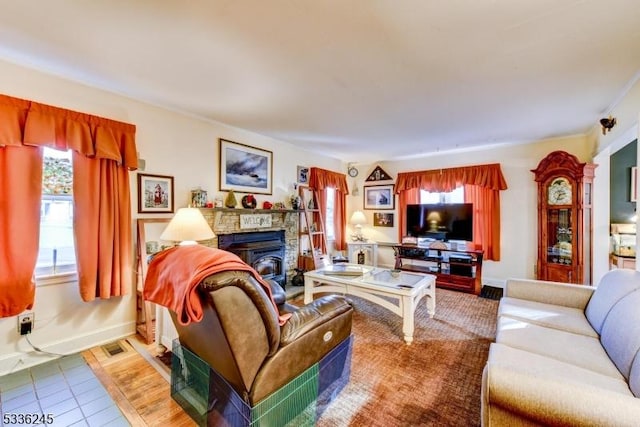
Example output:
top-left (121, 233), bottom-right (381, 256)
top-left (631, 166), bottom-right (637, 202)
top-left (297, 165), bottom-right (309, 184)
top-left (137, 173), bottom-right (174, 213)
top-left (373, 212), bottom-right (394, 227)
top-left (364, 185), bottom-right (394, 210)
top-left (219, 138), bottom-right (273, 194)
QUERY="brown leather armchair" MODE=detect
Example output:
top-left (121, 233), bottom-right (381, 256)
top-left (169, 269), bottom-right (353, 425)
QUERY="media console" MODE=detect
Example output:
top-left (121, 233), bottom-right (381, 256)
top-left (393, 244), bottom-right (483, 295)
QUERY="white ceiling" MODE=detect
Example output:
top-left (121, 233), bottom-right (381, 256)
top-left (0, 1), bottom-right (639, 163)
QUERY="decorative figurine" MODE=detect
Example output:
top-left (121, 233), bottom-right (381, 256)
top-left (290, 194), bottom-right (301, 210)
top-left (224, 190), bottom-right (237, 208)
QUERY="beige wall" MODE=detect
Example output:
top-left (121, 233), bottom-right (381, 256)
top-left (0, 59), bottom-right (341, 374)
top-left (348, 135), bottom-right (593, 286)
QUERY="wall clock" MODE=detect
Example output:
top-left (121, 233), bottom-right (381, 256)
top-left (531, 151), bottom-right (596, 284)
top-left (348, 166), bottom-right (358, 177)
top-left (547, 177), bottom-right (572, 205)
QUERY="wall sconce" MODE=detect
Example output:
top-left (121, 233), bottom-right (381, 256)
top-left (600, 116), bottom-right (617, 135)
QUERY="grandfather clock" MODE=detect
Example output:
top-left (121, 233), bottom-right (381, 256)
top-left (532, 151), bottom-right (596, 284)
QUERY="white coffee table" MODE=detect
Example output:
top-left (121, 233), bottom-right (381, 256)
top-left (304, 264), bottom-right (436, 344)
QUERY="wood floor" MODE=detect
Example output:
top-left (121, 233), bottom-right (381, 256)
top-left (82, 336), bottom-right (196, 427)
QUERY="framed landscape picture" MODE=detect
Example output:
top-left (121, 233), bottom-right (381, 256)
top-left (137, 173), bottom-right (174, 213)
top-left (364, 184), bottom-right (394, 210)
top-left (219, 139), bottom-right (273, 195)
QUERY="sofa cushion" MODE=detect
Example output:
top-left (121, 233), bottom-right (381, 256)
top-left (487, 343), bottom-right (633, 396)
top-left (630, 351), bottom-right (640, 398)
top-left (496, 317), bottom-right (623, 379)
top-left (498, 297), bottom-right (597, 338)
top-left (600, 289), bottom-right (640, 381)
top-left (585, 269), bottom-right (640, 334)
top-left (505, 278), bottom-right (594, 309)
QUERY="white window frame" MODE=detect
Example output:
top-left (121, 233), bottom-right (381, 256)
top-left (36, 148), bottom-right (77, 283)
top-left (325, 187), bottom-right (336, 240)
top-left (420, 186), bottom-right (465, 204)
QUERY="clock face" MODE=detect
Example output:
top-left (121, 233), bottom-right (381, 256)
top-left (547, 177), bottom-right (572, 205)
top-left (348, 167), bottom-right (358, 177)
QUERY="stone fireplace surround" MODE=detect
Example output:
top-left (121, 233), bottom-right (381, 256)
top-left (199, 208), bottom-right (299, 284)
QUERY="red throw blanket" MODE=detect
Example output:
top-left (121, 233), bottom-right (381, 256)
top-left (143, 245), bottom-right (291, 326)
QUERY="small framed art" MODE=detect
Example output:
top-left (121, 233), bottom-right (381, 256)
top-left (373, 212), bottom-right (394, 227)
top-left (297, 166), bottom-right (309, 184)
top-left (364, 184), bottom-right (394, 210)
top-left (219, 138), bottom-right (273, 195)
top-left (631, 166), bottom-right (637, 202)
top-left (137, 173), bottom-right (174, 213)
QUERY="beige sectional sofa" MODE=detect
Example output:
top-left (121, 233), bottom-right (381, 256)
top-left (482, 269), bottom-right (640, 426)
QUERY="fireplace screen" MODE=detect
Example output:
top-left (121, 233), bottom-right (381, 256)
top-left (218, 231), bottom-right (286, 287)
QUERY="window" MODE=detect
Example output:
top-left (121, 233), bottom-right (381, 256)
top-left (35, 148), bottom-right (76, 276)
top-left (420, 186), bottom-right (464, 204)
top-left (325, 187), bottom-right (335, 240)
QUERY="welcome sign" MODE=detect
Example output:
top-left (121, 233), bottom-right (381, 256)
top-left (240, 214), bottom-right (272, 229)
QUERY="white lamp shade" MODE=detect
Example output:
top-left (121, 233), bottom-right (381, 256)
top-left (160, 207), bottom-right (215, 244)
top-left (350, 211), bottom-right (367, 226)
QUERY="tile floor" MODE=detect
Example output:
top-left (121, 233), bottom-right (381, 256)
top-left (0, 354), bottom-right (128, 427)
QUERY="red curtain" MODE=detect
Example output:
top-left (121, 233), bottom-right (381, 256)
top-left (464, 184), bottom-right (502, 260)
top-left (0, 94), bottom-right (138, 313)
top-left (0, 95), bottom-right (41, 316)
top-left (309, 167), bottom-right (349, 252)
top-left (314, 189), bottom-right (328, 254)
top-left (397, 188), bottom-right (420, 243)
top-left (395, 164), bottom-right (507, 261)
top-left (333, 189), bottom-right (347, 251)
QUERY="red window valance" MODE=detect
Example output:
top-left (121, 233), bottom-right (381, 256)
top-left (0, 94), bottom-right (137, 169)
top-left (395, 163), bottom-right (507, 193)
top-left (309, 167), bottom-right (349, 194)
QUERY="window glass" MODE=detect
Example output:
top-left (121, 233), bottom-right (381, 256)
top-left (325, 188), bottom-right (335, 240)
top-left (420, 186), bottom-right (464, 204)
top-left (36, 148), bottom-right (76, 276)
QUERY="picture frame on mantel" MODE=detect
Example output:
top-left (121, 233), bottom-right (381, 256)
top-left (137, 173), bottom-right (174, 213)
top-left (219, 138), bottom-right (273, 195)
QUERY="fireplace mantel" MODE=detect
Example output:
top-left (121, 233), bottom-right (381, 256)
top-left (200, 208), bottom-right (298, 213)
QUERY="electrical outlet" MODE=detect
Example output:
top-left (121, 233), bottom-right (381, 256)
top-left (18, 312), bottom-right (34, 335)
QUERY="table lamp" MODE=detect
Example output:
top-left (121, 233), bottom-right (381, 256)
top-left (427, 211), bottom-right (441, 232)
top-left (350, 210), bottom-right (367, 242)
top-left (160, 207), bottom-right (215, 245)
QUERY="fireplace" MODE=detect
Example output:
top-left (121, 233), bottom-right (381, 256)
top-left (218, 230), bottom-right (286, 288)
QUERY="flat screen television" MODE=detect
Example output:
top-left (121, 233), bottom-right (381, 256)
top-left (406, 203), bottom-right (473, 241)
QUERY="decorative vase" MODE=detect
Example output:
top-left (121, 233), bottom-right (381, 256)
top-left (225, 190), bottom-right (237, 208)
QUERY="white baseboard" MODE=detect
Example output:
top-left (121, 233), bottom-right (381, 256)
top-left (0, 321), bottom-right (135, 376)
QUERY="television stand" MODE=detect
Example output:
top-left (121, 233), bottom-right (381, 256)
top-left (393, 244), bottom-right (483, 294)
